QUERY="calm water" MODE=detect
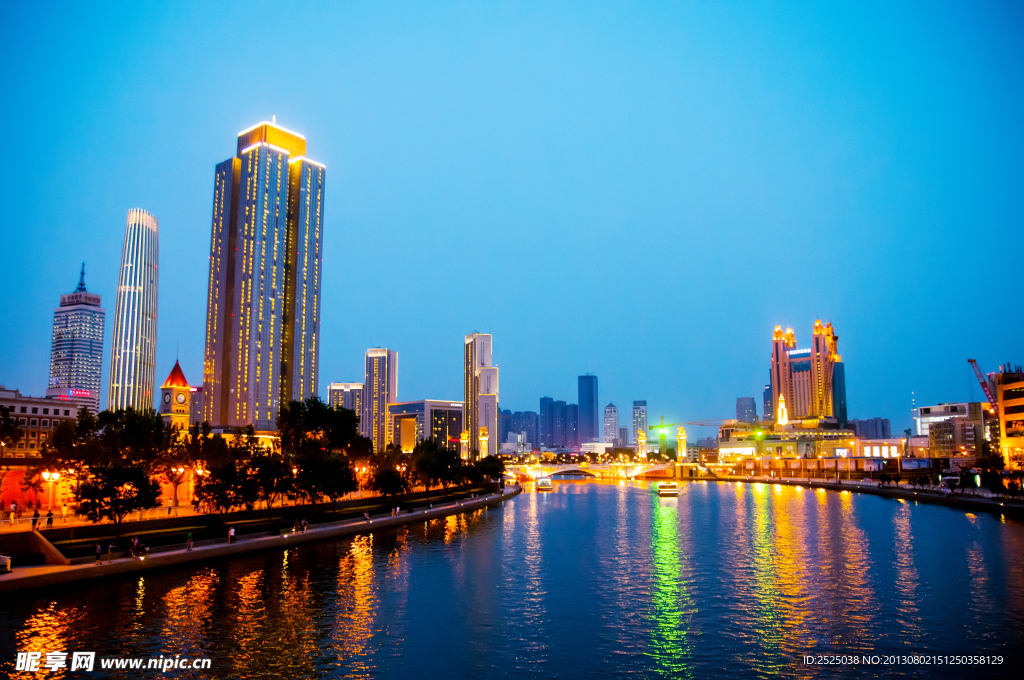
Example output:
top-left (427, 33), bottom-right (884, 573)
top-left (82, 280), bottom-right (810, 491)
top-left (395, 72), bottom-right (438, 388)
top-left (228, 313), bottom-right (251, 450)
top-left (3, 480), bottom-right (1024, 679)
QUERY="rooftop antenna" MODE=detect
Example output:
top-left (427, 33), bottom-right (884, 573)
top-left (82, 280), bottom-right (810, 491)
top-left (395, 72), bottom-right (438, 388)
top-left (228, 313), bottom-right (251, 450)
top-left (75, 262), bottom-right (87, 292)
top-left (272, 115), bottom-right (276, 125)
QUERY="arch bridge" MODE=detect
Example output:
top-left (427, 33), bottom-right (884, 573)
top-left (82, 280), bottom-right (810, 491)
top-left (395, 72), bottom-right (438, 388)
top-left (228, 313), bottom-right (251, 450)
top-left (506, 462), bottom-right (675, 481)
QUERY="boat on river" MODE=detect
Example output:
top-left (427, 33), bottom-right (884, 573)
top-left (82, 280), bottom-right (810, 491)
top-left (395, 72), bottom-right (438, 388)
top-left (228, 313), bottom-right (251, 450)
top-left (657, 481), bottom-right (679, 496)
top-left (537, 478), bottom-right (554, 492)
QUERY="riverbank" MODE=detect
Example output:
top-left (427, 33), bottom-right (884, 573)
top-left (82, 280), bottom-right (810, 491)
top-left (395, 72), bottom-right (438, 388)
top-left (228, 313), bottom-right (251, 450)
top-left (0, 486), bottom-right (521, 594)
top-left (718, 475), bottom-right (1024, 518)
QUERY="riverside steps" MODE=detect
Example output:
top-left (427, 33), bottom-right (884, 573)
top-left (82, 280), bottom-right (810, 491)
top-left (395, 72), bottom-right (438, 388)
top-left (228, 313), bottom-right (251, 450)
top-left (0, 486), bottom-right (521, 594)
top-left (716, 475), bottom-right (1024, 519)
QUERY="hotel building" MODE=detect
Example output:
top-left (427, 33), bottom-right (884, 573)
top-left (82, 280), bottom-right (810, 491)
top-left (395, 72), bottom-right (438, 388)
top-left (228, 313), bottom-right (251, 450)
top-left (48, 264), bottom-right (105, 413)
top-left (201, 120), bottom-right (325, 431)
top-left (108, 209), bottom-right (159, 411)
top-left (997, 366), bottom-right (1024, 469)
top-left (464, 333), bottom-right (499, 459)
top-left (362, 349), bottom-right (397, 451)
top-left (769, 321), bottom-right (846, 425)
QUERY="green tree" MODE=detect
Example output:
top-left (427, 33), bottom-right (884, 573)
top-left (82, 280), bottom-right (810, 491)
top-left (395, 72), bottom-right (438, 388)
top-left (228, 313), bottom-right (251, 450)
top-left (371, 468), bottom-right (409, 497)
top-left (475, 455), bottom-right (505, 481)
top-left (194, 462), bottom-right (240, 514)
top-left (250, 454), bottom-right (293, 509)
top-left (77, 465), bottom-right (160, 536)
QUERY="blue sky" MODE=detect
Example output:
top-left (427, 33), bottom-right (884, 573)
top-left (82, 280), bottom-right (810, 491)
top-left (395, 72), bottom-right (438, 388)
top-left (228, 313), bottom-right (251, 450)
top-left (1, 1), bottom-right (1021, 438)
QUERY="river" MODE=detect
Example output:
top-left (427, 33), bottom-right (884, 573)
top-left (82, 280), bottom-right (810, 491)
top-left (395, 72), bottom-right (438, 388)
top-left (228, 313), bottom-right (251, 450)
top-left (2, 480), bottom-right (1023, 678)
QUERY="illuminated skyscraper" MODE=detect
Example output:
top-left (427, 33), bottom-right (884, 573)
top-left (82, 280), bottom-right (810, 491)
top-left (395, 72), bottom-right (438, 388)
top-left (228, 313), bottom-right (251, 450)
top-left (769, 321), bottom-right (842, 421)
top-left (578, 375), bottom-right (599, 443)
top-left (328, 382), bottom-right (363, 414)
top-left (602, 403), bottom-right (619, 443)
top-left (632, 400), bottom-right (648, 446)
top-left (362, 348), bottom-right (397, 451)
top-left (108, 209), bottom-right (159, 411)
top-left (49, 264), bottom-right (105, 413)
top-left (202, 120), bottom-right (325, 431)
top-left (464, 333), bottom-right (499, 458)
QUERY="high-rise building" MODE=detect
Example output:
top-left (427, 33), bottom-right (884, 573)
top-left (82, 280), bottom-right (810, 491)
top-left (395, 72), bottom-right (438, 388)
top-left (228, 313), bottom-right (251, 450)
top-left (498, 408), bottom-right (513, 446)
top-left (603, 403), bottom-right (619, 443)
top-left (464, 333), bottom-right (499, 459)
top-left (108, 209), bottom-right (159, 412)
top-left (632, 401), bottom-right (648, 446)
top-left (769, 321), bottom-right (842, 422)
top-left (508, 410), bottom-right (539, 450)
top-left (362, 349), bottom-right (397, 451)
top-left (202, 120), bottom-right (325, 431)
top-left (618, 426), bottom-right (629, 446)
top-left (578, 375), bottom-right (599, 443)
top-left (996, 366), bottom-right (1024, 469)
top-left (736, 397), bottom-right (756, 423)
top-left (832, 362), bottom-right (848, 427)
top-left (850, 417), bottom-right (891, 439)
top-left (538, 397), bottom-right (553, 446)
top-left (158, 361), bottom-right (192, 430)
top-left (328, 382), bottom-right (363, 414)
top-left (552, 400), bottom-right (567, 447)
top-left (49, 265), bottom-right (105, 413)
top-left (566, 404), bottom-right (579, 448)
top-left (387, 400), bottom-right (464, 452)
top-left (762, 381), bottom-right (772, 426)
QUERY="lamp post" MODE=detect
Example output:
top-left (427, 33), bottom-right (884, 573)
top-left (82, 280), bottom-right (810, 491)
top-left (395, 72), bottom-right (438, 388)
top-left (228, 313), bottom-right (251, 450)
top-left (41, 471), bottom-right (61, 510)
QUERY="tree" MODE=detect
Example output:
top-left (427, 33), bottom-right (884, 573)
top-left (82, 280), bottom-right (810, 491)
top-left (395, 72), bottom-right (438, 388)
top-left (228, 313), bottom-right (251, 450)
top-left (475, 455), bottom-right (505, 482)
top-left (372, 468), bottom-right (409, 496)
top-left (250, 454), bottom-right (293, 509)
top-left (318, 457), bottom-right (358, 511)
top-left (0, 405), bottom-right (23, 455)
top-left (96, 408), bottom-right (165, 469)
top-left (77, 465), bottom-right (160, 536)
top-left (194, 462), bottom-right (240, 514)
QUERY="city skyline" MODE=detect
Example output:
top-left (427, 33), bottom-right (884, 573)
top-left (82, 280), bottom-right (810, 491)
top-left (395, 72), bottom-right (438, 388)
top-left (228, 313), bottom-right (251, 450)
top-left (1, 2), bottom-right (1021, 437)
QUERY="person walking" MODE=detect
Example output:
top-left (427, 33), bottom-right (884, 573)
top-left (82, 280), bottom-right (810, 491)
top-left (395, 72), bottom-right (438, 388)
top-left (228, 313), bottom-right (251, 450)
top-left (60, 504), bottom-right (68, 523)
top-left (228, 526), bottom-right (235, 544)
top-left (31, 509), bottom-right (39, 530)
top-left (301, 519), bottom-right (307, 533)
top-left (46, 510), bottom-right (53, 527)
top-left (186, 533), bottom-right (193, 551)
top-left (95, 543), bottom-right (102, 565)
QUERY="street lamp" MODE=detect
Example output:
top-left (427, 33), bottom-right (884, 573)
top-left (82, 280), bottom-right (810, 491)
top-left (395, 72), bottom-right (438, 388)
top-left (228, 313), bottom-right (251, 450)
top-left (41, 471), bottom-right (61, 510)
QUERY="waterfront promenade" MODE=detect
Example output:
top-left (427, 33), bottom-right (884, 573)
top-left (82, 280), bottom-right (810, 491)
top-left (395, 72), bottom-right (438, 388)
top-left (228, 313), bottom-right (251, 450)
top-left (0, 486), bottom-right (521, 594)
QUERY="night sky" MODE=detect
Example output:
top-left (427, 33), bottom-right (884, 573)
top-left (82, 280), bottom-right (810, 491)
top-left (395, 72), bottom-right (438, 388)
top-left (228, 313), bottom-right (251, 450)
top-left (1, 1), bottom-right (1021, 438)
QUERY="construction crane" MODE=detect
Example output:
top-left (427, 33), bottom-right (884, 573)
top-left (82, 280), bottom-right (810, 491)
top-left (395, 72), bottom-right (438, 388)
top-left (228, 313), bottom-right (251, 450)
top-left (647, 417), bottom-right (725, 456)
top-left (968, 359), bottom-right (999, 417)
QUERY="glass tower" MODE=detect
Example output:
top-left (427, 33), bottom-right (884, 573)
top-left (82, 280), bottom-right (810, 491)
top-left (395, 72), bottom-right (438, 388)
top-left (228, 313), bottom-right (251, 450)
top-left (578, 375), bottom-right (599, 443)
top-left (202, 120), bottom-right (325, 431)
top-left (49, 264), bottom-right (105, 413)
top-left (108, 209), bottom-right (159, 412)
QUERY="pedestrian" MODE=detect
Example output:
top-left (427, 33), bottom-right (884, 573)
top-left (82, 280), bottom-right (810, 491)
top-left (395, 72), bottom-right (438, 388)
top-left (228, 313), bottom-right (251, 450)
top-left (363, 512), bottom-right (371, 522)
top-left (186, 533), bottom-right (193, 551)
top-left (61, 504), bottom-right (68, 523)
top-left (46, 510), bottom-right (53, 527)
top-left (31, 509), bottom-right (39, 530)
top-left (228, 526), bottom-right (235, 544)
top-left (293, 518), bottom-right (300, 533)
top-left (95, 543), bottom-right (102, 565)
top-left (167, 499), bottom-right (173, 517)
top-left (301, 519), bottom-right (307, 533)
top-left (107, 542), bottom-right (114, 563)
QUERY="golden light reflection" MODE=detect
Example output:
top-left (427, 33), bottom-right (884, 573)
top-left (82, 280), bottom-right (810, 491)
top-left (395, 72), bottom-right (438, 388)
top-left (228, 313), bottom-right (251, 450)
top-left (160, 567), bottom-right (220, 652)
top-left (330, 534), bottom-right (379, 679)
top-left (15, 601), bottom-right (83, 663)
top-left (891, 503), bottom-right (921, 639)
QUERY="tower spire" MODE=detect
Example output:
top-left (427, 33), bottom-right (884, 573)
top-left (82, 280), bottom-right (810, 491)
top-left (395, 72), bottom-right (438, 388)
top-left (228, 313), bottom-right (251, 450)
top-left (75, 262), bottom-right (87, 293)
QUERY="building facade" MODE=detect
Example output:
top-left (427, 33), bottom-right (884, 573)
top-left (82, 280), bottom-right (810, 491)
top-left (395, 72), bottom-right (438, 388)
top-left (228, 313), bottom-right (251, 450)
top-left (201, 120), bottom-right (325, 432)
top-left (632, 401), bottom-right (648, 448)
top-left (539, 397), bottom-right (553, 447)
top-left (0, 387), bottom-right (90, 456)
top-left (159, 361), bottom-right (192, 430)
top-left (49, 265), bottom-right (105, 414)
top-left (736, 397), bottom-right (757, 423)
top-left (603, 403), bottom-right (619, 443)
top-left (566, 403), bottom-right (579, 448)
top-left (464, 333), bottom-right (499, 458)
top-left (507, 410), bottom-right (539, 450)
top-left (769, 321), bottom-right (844, 422)
top-left (997, 367), bottom-right (1024, 469)
top-left (328, 382), bottom-right (364, 414)
top-left (850, 417), bottom-right (892, 440)
top-left (578, 375), bottom-right (599, 443)
top-left (387, 400), bottom-right (464, 452)
top-left (362, 349), bottom-right (397, 451)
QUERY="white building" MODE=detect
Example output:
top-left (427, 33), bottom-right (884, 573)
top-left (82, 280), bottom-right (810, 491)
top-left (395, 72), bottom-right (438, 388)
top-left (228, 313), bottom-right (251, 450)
top-left (464, 333), bottom-right (499, 459)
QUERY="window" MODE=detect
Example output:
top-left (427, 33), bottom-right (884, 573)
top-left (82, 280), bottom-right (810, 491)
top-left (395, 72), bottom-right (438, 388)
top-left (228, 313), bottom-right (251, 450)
top-left (63, 410), bottom-right (70, 416)
top-left (30, 419), bottom-right (37, 426)
top-left (20, 407), bottom-right (26, 413)
top-left (29, 431), bottom-right (36, 438)
top-left (42, 408), bottom-right (49, 415)
top-left (18, 418), bottom-right (26, 425)
top-left (41, 419), bottom-right (48, 427)
top-left (31, 407), bottom-right (38, 414)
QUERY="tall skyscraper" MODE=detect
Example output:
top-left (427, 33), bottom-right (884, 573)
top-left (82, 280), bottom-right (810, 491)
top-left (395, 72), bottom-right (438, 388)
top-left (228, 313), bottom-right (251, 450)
top-left (552, 400), bottom-right (567, 447)
top-left (632, 401), bottom-right (648, 444)
top-left (736, 397), bottom-right (757, 423)
top-left (202, 120), bottom-right (325, 431)
top-left (328, 382), bottom-right (363, 414)
top-left (49, 265), bottom-right (105, 413)
top-left (762, 379), bottom-right (772, 425)
top-left (464, 333), bottom-right (499, 458)
top-left (539, 397), bottom-right (554, 447)
top-left (566, 404), bottom-right (579, 448)
top-left (769, 321), bottom-right (841, 421)
top-left (108, 209), bottom-right (159, 411)
top-left (362, 349), bottom-right (397, 451)
top-left (578, 375), bottom-right (599, 443)
top-left (603, 403), bottom-right (619, 443)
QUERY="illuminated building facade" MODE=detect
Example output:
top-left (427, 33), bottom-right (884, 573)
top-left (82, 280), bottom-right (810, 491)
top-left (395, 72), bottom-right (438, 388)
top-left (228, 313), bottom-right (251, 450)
top-left (49, 264), bottom-right (104, 413)
top-left (602, 403), bottom-right (619, 443)
top-left (464, 333), bottom-right (499, 458)
top-left (995, 367), bottom-right (1024, 469)
top-left (328, 382), bottom-right (363, 414)
top-left (632, 400), bottom-right (647, 449)
top-left (578, 375), bottom-right (599, 443)
top-left (108, 209), bottom-right (159, 412)
top-left (362, 348), bottom-right (397, 451)
top-left (158, 361), bottom-right (192, 430)
top-left (201, 120), bottom-right (325, 431)
top-left (768, 321), bottom-right (844, 422)
top-left (387, 400), bottom-right (464, 452)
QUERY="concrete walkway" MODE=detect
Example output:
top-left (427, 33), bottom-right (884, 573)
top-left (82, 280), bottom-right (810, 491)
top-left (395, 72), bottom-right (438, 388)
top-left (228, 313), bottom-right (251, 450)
top-left (0, 486), bottom-right (521, 594)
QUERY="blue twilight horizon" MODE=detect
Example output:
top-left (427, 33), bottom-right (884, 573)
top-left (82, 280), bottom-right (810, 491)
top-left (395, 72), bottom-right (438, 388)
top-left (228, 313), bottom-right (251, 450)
top-left (0, 1), bottom-right (1021, 438)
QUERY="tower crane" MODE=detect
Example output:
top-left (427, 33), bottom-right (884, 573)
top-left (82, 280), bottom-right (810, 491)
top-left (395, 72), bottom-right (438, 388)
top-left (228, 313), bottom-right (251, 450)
top-left (648, 417), bottom-right (725, 458)
top-left (968, 359), bottom-right (999, 417)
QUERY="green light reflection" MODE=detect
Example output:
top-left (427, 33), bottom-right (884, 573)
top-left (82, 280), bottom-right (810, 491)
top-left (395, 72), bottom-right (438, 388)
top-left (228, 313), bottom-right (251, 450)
top-left (648, 495), bottom-right (693, 678)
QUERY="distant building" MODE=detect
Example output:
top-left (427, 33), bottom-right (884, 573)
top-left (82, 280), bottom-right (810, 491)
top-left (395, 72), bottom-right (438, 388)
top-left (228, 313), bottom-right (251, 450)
top-left (996, 365), bottom-right (1024, 469)
top-left (109, 209), bottom-right (159, 412)
top-left (159, 361), bottom-right (192, 430)
top-left (915, 403), bottom-right (969, 436)
top-left (632, 401), bottom-right (648, 447)
top-left (769, 321), bottom-right (843, 422)
top-left (552, 400), bottom-right (567, 447)
top-left (618, 426), bottom-right (629, 446)
top-left (362, 348), bottom-right (398, 451)
top-left (736, 397), bottom-right (757, 423)
top-left (566, 404), bottom-right (579, 448)
top-left (49, 264), bottom-right (105, 414)
top-left (387, 400), bottom-right (463, 452)
top-left (508, 411), bottom-right (539, 449)
top-left (539, 397), bottom-right (554, 447)
top-left (328, 383), bottom-right (363, 414)
top-left (762, 379), bottom-right (772, 426)
top-left (578, 375), bottom-right (599, 443)
top-left (464, 333), bottom-right (499, 458)
top-left (850, 417), bottom-right (891, 440)
top-left (189, 386), bottom-right (204, 426)
top-left (0, 386), bottom-right (90, 456)
top-left (603, 403), bottom-right (619, 443)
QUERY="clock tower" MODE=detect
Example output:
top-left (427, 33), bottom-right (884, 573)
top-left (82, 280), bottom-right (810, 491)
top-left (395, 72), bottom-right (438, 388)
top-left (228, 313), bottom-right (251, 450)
top-left (159, 361), bottom-right (192, 430)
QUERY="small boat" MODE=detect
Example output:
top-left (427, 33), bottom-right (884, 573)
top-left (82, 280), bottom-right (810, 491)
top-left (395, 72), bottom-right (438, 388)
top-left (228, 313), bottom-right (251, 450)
top-left (537, 478), bottom-right (554, 492)
top-left (657, 482), bottom-right (679, 497)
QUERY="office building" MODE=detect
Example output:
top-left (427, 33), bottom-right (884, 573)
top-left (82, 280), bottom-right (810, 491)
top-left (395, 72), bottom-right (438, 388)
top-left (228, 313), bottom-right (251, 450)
top-left (362, 349), bottom-right (397, 451)
top-left (508, 411), bottom-right (539, 450)
top-left (850, 417), bottom-right (891, 440)
top-left (551, 400), bottom-right (567, 447)
top-left (387, 400), bottom-right (463, 453)
top-left (201, 120), bottom-right (325, 431)
top-left (0, 386), bottom-right (91, 455)
top-left (915, 404), bottom-right (969, 436)
top-left (769, 321), bottom-right (844, 422)
top-left (762, 379), bottom-right (772, 426)
top-left (996, 365), bottom-right (1024, 469)
top-left (498, 408), bottom-right (512, 446)
top-left (566, 404), bottom-right (579, 448)
top-left (159, 361), bottom-right (192, 430)
top-left (539, 397), bottom-right (554, 447)
top-left (603, 403), bottom-right (619, 443)
top-left (108, 209), bottom-right (159, 411)
top-left (464, 333), bottom-right (499, 459)
top-left (632, 401), bottom-right (648, 447)
top-left (189, 386), bottom-right (204, 426)
top-left (328, 382), bottom-right (363, 414)
top-left (578, 375), bottom-right (599, 443)
top-left (618, 426), bottom-right (629, 447)
top-left (48, 264), bottom-right (105, 413)
top-left (736, 397), bottom-right (757, 423)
